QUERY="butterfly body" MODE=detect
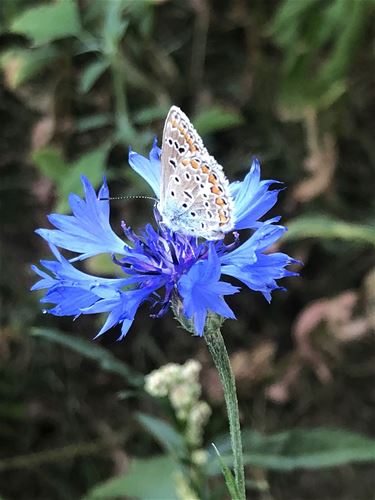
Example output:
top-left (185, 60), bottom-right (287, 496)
top-left (158, 106), bottom-right (233, 240)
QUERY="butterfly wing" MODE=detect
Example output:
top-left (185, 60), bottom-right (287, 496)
top-left (160, 106), bottom-right (207, 200)
top-left (159, 106), bottom-right (233, 239)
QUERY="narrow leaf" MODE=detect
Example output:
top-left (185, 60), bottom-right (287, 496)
top-left (194, 106), bottom-right (244, 135)
top-left (136, 412), bottom-right (187, 458)
top-left (10, 0), bottom-right (81, 45)
top-left (284, 215), bottom-right (375, 246)
top-left (133, 105), bottom-right (171, 125)
top-left (1, 46), bottom-right (59, 88)
top-left (207, 428), bottom-right (375, 473)
top-left (56, 143), bottom-right (110, 213)
top-left (79, 60), bottom-right (109, 94)
top-left (84, 455), bottom-right (179, 500)
top-left (76, 114), bottom-right (113, 132)
top-left (32, 147), bottom-right (66, 183)
top-left (212, 443), bottom-right (241, 500)
top-left (31, 327), bottom-right (143, 387)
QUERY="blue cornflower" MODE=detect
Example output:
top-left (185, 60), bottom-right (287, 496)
top-left (32, 142), bottom-right (299, 338)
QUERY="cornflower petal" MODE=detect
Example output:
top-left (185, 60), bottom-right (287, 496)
top-left (81, 287), bottom-right (157, 340)
top-left (231, 158), bottom-right (283, 230)
top-left (128, 137), bottom-right (161, 196)
top-left (33, 244), bottom-right (131, 319)
top-left (178, 245), bottom-right (239, 336)
top-left (222, 252), bottom-right (299, 302)
top-left (42, 287), bottom-right (99, 316)
top-left (220, 222), bottom-right (286, 268)
top-left (35, 243), bottom-right (129, 291)
top-left (31, 264), bottom-right (56, 291)
top-left (36, 177), bottom-right (126, 261)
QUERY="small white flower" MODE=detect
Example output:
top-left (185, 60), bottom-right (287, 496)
top-left (160, 363), bottom-right (182, 382)
top-left (170, 382), bottom-right (200, 412)
top-left (186, 401), bottom-right (212, 446)
top-left (191, 449), bottom-right (208, 466)
top-left (145, 363), bottom-right (184, 397)
top-left (144, 370), bottom-right (169, 397)
top-left (189, 401), bottom-right (212, 426)
top-left (177, 408), bottom-right (189, 421)
top-left (182, 359), bottom-right (202, 382)
top-left (186, 423), bottom-right (203, 447)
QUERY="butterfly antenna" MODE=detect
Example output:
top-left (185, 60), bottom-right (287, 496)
top-left (99, 195), bottom-right (158, 202)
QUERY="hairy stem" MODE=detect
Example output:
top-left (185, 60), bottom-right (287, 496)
top-left (204, 315), bottom-right (246, 500)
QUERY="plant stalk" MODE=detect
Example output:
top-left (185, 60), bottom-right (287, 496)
top-left (110, 52), bottom-right (136, 146)
top-left (204, 316), bottom-right (246, 500)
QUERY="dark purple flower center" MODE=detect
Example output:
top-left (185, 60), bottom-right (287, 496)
top-left (112, 210), bottom-right (208, 316)
top-left (112, 210), bottom-right (241, 317)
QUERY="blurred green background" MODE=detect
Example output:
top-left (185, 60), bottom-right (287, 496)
top-left (0, 0), bottom-right (374, 499)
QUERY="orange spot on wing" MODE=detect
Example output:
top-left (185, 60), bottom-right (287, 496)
top-left (174, 123), bottom-right (197, 153)
top-left (208, 174), bottom-right (217, 184)
top-left (219, 211), bottom-right (229, 224)
top-left (215, 197), bottom-right (225, 206)
top-left (191, 159), bottom-right (199, 169)
top-left (211, 186), bottom-right (221, 195)
top-left (201, 165), bottom-right (209, 174)
top-left (182, 159), bottom-right (189, 166)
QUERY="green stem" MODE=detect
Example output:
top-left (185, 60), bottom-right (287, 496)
top-left (110, 53), bottom-right (136, 146)
top-left (204, 316), bottom-right (246, 500)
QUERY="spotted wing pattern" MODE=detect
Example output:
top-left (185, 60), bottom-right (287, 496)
top-left (158, 106), bottom-right (233, 239)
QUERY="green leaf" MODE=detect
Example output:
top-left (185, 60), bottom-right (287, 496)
top-left (84, 455), bottom-right (179, 500)
top-left (136, 413), bottom-right (187, 458)
top-left (76, 114), bottom-right (113, 132)
top-left (243, 428), bottom-right (375, 470)
top-left (284, 215), bottom-right (375, 247)
top-left (102, 2), bottom-right (129, 55)
top-left (10, 0), bottom-right (81, 45)
top-left (268, 0), bottom-right (318, 46)
top-left (207, 428), bottom-right (375, 473)
top-left (31, 327), bottom-right (143, 387)
top-left (33, 143), bottom-right (109, 213)
top-left (32, 147), bottom-right (66, 183)
top-left (269, 0), bottom-right (372, 112)
top-left (211, 443), bottom-right (241, 500)
top-left (79, 59), bottom-right (110, 94)
top-left (133, 105), bottom-right (171, 125)
top-left (0, 46), bottom-right (59, 88)
top-left (193, 105), bottom-right (244, 135)
top-left (56, 143), bottom-right (110, 213)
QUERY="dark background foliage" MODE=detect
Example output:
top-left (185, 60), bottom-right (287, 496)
top-left (0, 0), bottom-right (374, 499)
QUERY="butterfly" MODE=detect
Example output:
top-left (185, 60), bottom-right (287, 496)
top-left (158, 106), bottom-right (234, 240)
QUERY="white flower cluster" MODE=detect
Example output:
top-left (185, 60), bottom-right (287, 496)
top-left (186, 401), bottom-right (212, 447)
top-left (144, 360), bottom-right (211, 448)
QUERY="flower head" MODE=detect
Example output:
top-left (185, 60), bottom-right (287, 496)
top-left (32, 141), bottom-right (299, 338)
top-left (144, 360), bottom-right (210, 445)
